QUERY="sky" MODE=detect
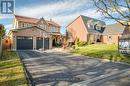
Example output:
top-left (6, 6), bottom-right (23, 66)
top-left (0, 0), bottom-right (116, 34)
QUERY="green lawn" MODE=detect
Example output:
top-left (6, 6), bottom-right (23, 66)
top-left (71, 44), bottom-right (130, 63)
top-left (0, 51), bottom-right (28, 86)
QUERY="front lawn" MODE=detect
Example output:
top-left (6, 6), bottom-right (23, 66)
top-left (71, 44), bottom-right (130, 63)
top-left (0, 50), bottom-right (28, 86)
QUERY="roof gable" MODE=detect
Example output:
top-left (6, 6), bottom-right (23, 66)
top-left (37, 18), bottom-right (48, 25)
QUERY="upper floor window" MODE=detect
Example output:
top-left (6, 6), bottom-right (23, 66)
top-left (50, 27), bottom-right (58, 32)
top-left (38, 24), bottom-right (47, 29)
top-left (96, 26), bottom-right (101, 30)
top-left (87, 24), bottom-right (94, 29)
top-left (22, 23), bottom-right (24, 27)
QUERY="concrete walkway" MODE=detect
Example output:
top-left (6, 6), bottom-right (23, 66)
top-left (17, 49), bottom-right (130, 86)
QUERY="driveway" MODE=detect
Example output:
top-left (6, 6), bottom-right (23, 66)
top-left (17, 49), bottom-right (130, 86)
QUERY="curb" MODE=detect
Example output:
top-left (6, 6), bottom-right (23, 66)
top-left (17, 52), bottom-right (35, 86)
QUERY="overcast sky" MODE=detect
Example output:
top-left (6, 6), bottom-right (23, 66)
top-left (0, 0), bottom-right (115, 34)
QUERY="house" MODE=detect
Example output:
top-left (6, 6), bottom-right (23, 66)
top-left (66, 15), bottom-right (125, 44)
top-left (66, 15), bottom-right (106, 43)
top-left (102, 23), bottom-right (125, 44)
top-left (8, 15), bottom-right (61, 50)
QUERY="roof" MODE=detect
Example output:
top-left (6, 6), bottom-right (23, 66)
top-left (81, 15), bottom-right (106, 26)
top-left (15, 15), bottom-right (60, 27)
top-left (103, 23), bottom-right (125, 35)
top-left (81, 15), bottom-right (106, 34)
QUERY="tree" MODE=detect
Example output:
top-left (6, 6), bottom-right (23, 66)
top-left (74, 36), bottom-right (79, 48)
top-left (93, 0), bottom-right (130, 26)
top-left (0, 24), bottom-right (6, 57)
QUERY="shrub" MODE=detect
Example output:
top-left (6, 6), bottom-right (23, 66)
top-left (78, 41), bottom-right (88, 46)
top-left (74, 37), bottom-right (79, 48)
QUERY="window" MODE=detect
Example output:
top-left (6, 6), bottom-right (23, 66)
top-left (22, 23), bottom-right (24, 27)
top-left (88, 24), bottom-right (90, 28)
top-left (96, 26), bottom-right (101, 30)
top-left (38, 24), bottom-right (47, 29)
top-left (108, 36), bottom-right (112, 42)
top-left (90, 25), bottom-right (93, 29)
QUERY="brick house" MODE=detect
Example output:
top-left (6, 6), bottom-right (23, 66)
top-left (8, 15), bottom-right (61, 50)
top-left (66, 15), bottom-right (125, 44)
top-left (102, 23), bottom-right (125, 44)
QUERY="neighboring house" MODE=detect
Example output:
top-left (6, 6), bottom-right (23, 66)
top-left (66, 15), bottom-right (125, 44)
top-left (8, 15), bottom-right (61, 50)
top-left (66, 15), bottom-right (106, 43)
top-left (102, 23), bottom-right (125, 44)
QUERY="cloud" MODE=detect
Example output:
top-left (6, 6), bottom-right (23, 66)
top-left (16, 0), bottom-right (91, 17)
top-left (15, 0), bottom-right (102, 33)
top-left (15, 0), bottom-right (100, 25)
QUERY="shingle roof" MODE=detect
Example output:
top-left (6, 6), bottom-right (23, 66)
top-left (80, 15), bottom-right (106, 34)
top-left (15, 15), bottom-right (60, 27)
top-left (103, 23), bottom-right (125, 35)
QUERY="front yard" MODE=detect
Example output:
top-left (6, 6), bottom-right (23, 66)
top-left (0, 51), bottom-right (27, 86)
top-left (71, 44), bottom-right (130, 63)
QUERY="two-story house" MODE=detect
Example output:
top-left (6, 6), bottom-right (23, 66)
top-left (66, 15), bottom-right (106, 44)
top-left (8, 15), bottom-right (61, 50)
top-left (66, 15), bottom-right (125, 44)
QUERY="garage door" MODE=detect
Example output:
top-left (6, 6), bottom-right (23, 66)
top-left (44, 38), bottom-right (49, 50)
top-left (17, 36), bottom-right (33, 50)
top-left (36, 37), bottom-right (43, 50)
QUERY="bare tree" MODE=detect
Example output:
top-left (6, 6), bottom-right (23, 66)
top-left (93, 0), bottom-right (130, 26)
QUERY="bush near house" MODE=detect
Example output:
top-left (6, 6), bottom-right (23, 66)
top-left (0, 50), bottom-right (27, 86)
top-left (71, 44), bottom-right (130, 64)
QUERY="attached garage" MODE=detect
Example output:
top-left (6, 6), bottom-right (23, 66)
top-left (36, 37), bottom-right (43, 50)
top-left (44, 38), bottom-right (49, 50)
top-left (17, 36), bottom-right (33, 50)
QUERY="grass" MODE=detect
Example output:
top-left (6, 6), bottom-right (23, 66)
top-left (0, 50), bottom-right (28, 86)
top-left (71, 44), bottom-right (130, 63)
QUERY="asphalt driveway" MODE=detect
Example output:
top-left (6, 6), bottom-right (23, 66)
top-left (17, 50), bottom-right (130, 86)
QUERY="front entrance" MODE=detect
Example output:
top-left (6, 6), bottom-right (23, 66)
top-left (53, 38), bottom-right (56, 46)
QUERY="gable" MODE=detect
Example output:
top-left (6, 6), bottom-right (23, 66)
top-left (37, 18), bottom-right (48, 25)
top-left (67, 16), bottom-right (88, 41)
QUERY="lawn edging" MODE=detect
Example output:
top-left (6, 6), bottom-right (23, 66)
top-left (17, 52), bottom-right (35, 86)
